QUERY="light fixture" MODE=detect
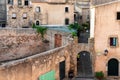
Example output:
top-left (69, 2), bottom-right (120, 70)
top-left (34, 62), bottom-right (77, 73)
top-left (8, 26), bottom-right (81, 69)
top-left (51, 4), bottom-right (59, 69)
top-left (104, 49), bottom-right (108, 56)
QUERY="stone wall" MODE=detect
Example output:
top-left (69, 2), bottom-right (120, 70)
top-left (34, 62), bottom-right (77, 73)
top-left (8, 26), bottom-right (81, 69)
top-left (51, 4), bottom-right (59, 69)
top-left (7, 1), bottom-right (34, 28)
top-left (0, 28), bottom-right (95, 80)
top-left (0, 44), bottom-right (71, 80)
top-left (0, 39), bottom-right (94, 80)
top-left (0, 28), bottom-right (49, 62)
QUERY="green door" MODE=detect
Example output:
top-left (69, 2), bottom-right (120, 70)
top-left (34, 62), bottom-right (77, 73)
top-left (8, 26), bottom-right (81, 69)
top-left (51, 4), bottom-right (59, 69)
top-left (39, 70), bottom-right (55, 80)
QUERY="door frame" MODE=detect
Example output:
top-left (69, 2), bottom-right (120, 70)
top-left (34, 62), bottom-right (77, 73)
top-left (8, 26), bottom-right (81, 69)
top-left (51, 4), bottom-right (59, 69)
top-left (107, 58), bottom-right (119, 76)
top-left (77, 51), bottom-right (93, 77)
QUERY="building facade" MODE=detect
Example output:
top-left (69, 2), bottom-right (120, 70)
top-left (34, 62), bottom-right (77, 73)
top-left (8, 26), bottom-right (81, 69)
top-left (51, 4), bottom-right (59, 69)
top-left (90, 0), bottom-right (120, 78)
top-left (75, 0), bottom-right (90, 23)
top-left (5, 0), bottom-right (74, 28)
top-left (0, 0), bottom-right (6, 27)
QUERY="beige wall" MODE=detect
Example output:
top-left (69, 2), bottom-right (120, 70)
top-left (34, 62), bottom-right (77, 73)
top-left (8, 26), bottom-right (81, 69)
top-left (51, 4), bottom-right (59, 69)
top-left (7, 0), bottom-right (74, 27)
top-left (33, 3), bottom-right (74, 25)
top-left (94, 2), bottom-right (120, 76)
top-left (82, 8), bottom-right (89, 23)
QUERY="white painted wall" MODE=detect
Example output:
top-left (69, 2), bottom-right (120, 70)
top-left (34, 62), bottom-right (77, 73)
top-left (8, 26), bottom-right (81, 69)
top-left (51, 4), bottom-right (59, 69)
top-left (90, 7), bottom-right (95, 38)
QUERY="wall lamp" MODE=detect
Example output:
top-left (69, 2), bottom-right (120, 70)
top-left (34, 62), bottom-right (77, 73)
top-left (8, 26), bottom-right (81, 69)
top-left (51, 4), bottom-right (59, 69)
top-left (104, 49), bottom-right (108, 56)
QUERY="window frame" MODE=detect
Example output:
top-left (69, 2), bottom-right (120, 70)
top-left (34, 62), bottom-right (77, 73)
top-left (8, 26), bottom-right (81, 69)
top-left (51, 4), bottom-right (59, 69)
top-left (8, 0), bottom-right (13, 5)
top-left (12, 13), bottom-right (17, 19)
top-left (65, 18), bottom-right (69, 25)
top-left (24, 0), bottom-right (29, 6)
top-left (65, 7), bottom-right (69, 13)
top-left (35, 7), bottom-right (41, 13)
top-left (108, 36), bottom-right (119, 48)
top-left (18, 0), bottom-right (22, 5)
top-left (23, 13), bottom-right (27, 19)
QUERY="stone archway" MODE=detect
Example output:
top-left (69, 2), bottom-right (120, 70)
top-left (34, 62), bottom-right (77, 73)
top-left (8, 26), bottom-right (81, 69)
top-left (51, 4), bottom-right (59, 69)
top-left (108, 58), bottom-right (119, 76)
top-left (77, 51), bottom-right (93, 77)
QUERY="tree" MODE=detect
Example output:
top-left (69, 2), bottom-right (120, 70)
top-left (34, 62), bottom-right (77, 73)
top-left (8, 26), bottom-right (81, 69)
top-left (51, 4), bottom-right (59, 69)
top-left (36, 26), bottom-right (48, 40)
top-left (32, 24), bottom-right (48, 41)
top-left (68, 22), bottom-right (83, 37)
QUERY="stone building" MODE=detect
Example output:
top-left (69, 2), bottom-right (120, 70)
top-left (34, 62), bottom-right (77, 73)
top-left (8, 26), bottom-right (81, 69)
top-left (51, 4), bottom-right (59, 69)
top-left (5, 0), bottom-right (75, 28)
top-left (90, 0), bottom-right (120, 79)
top-left (0, 0), bottom-right (6, 27)
top-left (32, 0), bottom-right (74, 26)
top-left (75, 0), bottom-right (90, 23)
top-left (0, 28), bottom-right (94, 80)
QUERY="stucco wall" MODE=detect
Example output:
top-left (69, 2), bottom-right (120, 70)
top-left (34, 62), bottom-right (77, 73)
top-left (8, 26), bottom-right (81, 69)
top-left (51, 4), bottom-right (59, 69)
top-left (6, 0), bottom-right (74, 28)
top-left (94, 2), bottom-right (120, 75)
top-left (33, 2), bottom-right (74, 25)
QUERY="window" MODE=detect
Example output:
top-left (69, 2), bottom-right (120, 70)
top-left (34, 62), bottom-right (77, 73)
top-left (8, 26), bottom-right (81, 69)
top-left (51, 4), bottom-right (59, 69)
top-left (36, 21), bottom-right (39, 25)
top-left (109, 37), bottom-right (118, 47)
top-left (65, 18), bottom-right (69, 25)
top-left (36, 7), bottom-right (41, 12)
top-left (117, 12), bottom-right (120, 20)
top-left (23, 13), bottom-right (27, 19)
top-left (8, 0), bottom-right (13, 5)
top-left (12, 13), bottom-right (16, 19)
top-left (18, 0), bottom-right (22, 5)
top-left (74, 14), bottom-right (77, 21)
top-left (24, 0), bottom-right (29, 6)
top-left (65, 7), bottom-right (69, 13)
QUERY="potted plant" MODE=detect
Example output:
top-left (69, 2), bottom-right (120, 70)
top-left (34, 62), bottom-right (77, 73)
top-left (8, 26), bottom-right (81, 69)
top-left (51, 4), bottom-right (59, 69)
top-left (95, 71), bottom-right (104, 80)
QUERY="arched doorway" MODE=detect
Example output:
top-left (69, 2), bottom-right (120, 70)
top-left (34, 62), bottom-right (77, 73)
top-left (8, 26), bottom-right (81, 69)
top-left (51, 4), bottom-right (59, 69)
top-left (36, 21), bottom-right (39, 25)
top-left (108, 58), bottom-right (119, 76)
top-left (54, 34), bottom-right (62, 48)
top-left (77, 51), bottom-right (93, 77)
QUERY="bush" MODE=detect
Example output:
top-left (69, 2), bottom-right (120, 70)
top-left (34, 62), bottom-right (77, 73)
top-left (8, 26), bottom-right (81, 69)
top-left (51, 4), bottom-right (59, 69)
top-left (32, 23), bottom-right (36, 29)
top-left (71, 32), bottom-right (77, 37)
top-left (95, 71), bottom-right (104, 80)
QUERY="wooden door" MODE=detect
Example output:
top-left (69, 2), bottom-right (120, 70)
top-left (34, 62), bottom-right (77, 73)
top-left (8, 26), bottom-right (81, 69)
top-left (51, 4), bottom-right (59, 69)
top-left (55, 34), bottom-right (62, 48)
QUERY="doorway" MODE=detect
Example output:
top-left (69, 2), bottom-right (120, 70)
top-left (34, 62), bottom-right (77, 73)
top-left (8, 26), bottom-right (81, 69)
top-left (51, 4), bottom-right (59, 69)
top-left (59, 60), bottom-right (65, 80)
top-left (54, 34), bottom-right (62, 48)
top-left (108, 58), bottom-right (119, 76)
top-left (77, 51), bottom-right (93, 77)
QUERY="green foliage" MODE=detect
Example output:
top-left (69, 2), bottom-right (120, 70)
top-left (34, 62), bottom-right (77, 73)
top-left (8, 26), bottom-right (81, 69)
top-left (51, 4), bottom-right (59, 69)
top-left (68, 22), bottom-right (81, 31)
top-left (95, 71), bottom-right (104, 79)
top-left (36, 26), bottom-right (47, 39)
top-left (82, 22), bottom-right (90, 30)
top-left (32, 23), bottom-right (36, 29)
top-left (71, 32), bottom-right (77, 37)
top-left (32, 24), bottom-right (48, 40)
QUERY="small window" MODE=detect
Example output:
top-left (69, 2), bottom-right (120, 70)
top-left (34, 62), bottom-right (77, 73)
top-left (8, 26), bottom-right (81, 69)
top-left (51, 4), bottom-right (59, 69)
top-left (12, 13), bottom-right (16, 19)
top-left (117, 12), bottom-right (120, 20)
top-left (18, 0), bottom-right (22, 5)
top-left (23, 13), bottom-right (27, 19)
top-left (8, 0), bottom-right (13, 5)
top-left (65, 7), bottom-right (69, 13)
top-left (109, 37), bottom-right (118, 47)
top-left (65, 18), bottom-right (69, 25)
top-left (24, 0), bottom-right (29, 6)
top-left (36, 21), bottom-right (39, 25)
top-left (36, 7), bottom-right (41, 12)
top-left (74, 14), bottom-right (77, 21)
